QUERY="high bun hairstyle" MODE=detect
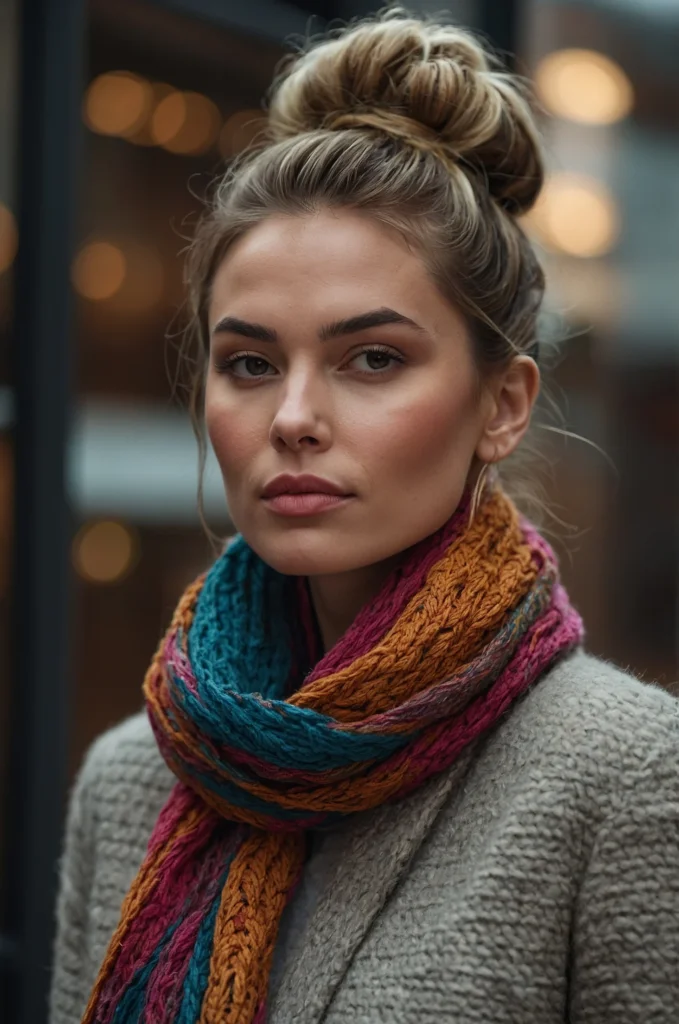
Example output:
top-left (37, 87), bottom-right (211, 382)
top-left (182, 4), bottom-right (551, 523)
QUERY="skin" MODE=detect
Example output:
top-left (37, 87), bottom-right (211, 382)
top-left (206, 209), bottom-right (540, 652)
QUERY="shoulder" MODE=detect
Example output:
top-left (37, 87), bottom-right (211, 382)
top-left (428, 650), bottom-right (679, 889)
top-left (492, 649), bottom-right (679, 806)
top-left (81, 708), bottom-right (168, 783)
top-left (522, 649), bottom-right (678, 753)
top-left (76, 710), bottom-right (175, 838)
top-left (537, 647), bottom-right (678, 720)
top-left (51, 711), bottom-right (175, 1017)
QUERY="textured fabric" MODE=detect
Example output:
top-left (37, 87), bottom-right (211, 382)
top-left (81, 486), bottom-right (583, 1024)
top-left (50, 650), bottom-right (679, 1024)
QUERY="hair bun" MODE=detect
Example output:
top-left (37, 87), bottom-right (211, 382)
top-left (267, 8), bottom-right (544, 215)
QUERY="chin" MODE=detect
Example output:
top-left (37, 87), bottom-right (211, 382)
top-left (246, 533), bottom-right (352, 576)
top-left (227, 499), bottom-right (357, 576)
top-left (235, 520), bottom-right (372, 576)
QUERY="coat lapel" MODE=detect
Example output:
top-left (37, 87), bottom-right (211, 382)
top-left (269, 743), bottom-right (479, 1024)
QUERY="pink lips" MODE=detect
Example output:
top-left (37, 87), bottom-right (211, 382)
top-left (261, 473), bottom-right (350, 499)
top-left (261, 473), bottom-right (354, 517)
top-left (262, 493), bottom-right (352, 516)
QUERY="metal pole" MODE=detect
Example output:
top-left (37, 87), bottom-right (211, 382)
top-left (1, 0), bottom-right (85, 1019)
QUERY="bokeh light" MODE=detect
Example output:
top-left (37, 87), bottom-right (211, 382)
top-left (108, 243), bottom-right (164, 314)
top-left (83, 71), bottom-right (154, 137)
top-left (525, 173), bottom-right (620, 258)
top-left (219, 109), bottom-right (267, 158)
top-left (549, 260), bottom-right (623, 331)
top-left (150, 90), bottom-right (186, 146)
top-left (72, 241), bottom-right (127, 300)
top-left (72, 519), bottom-right (138, 584)
top-left (125, 82), bottom-right (175, 146)
top-left (534, 49), bottom-right (633, 125)
top-left (151, 91), bottom-right (221, 154)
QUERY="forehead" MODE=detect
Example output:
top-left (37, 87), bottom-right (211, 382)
top-left (207, 210), bottom-right (462, 336)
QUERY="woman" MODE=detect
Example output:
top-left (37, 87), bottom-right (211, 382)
top-left (50, 7), bottom-right (679, 1023)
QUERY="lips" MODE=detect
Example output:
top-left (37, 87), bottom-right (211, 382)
top-left (262, 492), bottom-right (351, 517)
top-left (261, 473), bottom-right (350, 499)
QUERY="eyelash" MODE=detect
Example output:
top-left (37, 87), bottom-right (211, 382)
top-left (214, 344), bottom-right (406, 382)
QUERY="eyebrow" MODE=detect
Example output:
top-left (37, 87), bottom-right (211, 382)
top-left (210, 307), bottom-right (428, 343)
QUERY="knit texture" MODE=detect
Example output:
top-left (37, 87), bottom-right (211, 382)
top-left (80, 486), bottom-right (583, 1023)
top-left (49, 650), bottom-right (679, 1023)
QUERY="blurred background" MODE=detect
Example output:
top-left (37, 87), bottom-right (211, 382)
top-left (0, 0), bottom-right (677, 1019)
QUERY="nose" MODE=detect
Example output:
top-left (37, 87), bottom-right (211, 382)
top-left (268, 370), bottom-right (332, 452)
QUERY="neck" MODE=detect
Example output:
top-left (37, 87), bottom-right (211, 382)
top-left (307, 553), bottom-right (404, 653)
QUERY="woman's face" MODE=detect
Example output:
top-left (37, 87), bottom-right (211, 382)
top-left (205, 209), bottom-right (492, 576)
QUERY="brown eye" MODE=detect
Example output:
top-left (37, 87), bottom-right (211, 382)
top-left (363, 351), bottom-right (391, 370)
top-left (240, 357), bottom-right (270, 377)
top-left (349, 346), bottom-right (405, 377)
top-left (216, 353), bottom-right (275, 379)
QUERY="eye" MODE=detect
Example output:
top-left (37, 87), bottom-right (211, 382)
top-left (213, 344), bottom-right (405, 382)
top-left (349, 345), bottom-right (405, 376)
top-left (214, 353), bottom-right (275, 379)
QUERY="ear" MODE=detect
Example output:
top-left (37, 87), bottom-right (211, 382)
top-left (475, 356), bottom-right (540, 465)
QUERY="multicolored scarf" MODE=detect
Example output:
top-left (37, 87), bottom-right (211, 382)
top-left (82, 484), bottom-right (583, 1023)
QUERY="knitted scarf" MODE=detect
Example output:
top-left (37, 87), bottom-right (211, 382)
top-left (82, 484), bottom-right (583, 1023)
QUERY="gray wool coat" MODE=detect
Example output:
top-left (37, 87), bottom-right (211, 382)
top-left (49, 650), bottom-right (679, 1024)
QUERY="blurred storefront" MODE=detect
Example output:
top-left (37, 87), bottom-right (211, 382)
top-left (0, 0), bottom-right (677, 1020)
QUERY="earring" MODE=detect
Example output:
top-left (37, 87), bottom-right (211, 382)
top-left (468, 461), bottom-right (491, 527)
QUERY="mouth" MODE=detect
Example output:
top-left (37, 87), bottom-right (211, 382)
top-left (261, 492), bottom-right (354, 517)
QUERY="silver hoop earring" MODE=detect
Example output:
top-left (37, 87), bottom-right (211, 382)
top-left (468, 462), bottom-right (491, 527)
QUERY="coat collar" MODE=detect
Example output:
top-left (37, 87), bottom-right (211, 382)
top-left (269, 742), bottom-right (479, 1024)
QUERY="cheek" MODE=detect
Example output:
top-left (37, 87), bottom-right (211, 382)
top-left (359, 381), bottom-right (478, 480)
top-left (205, 385), bottom-right (258, 476)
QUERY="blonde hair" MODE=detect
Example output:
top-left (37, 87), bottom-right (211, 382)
top-left (181, 5), bottom-right (556, 534)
